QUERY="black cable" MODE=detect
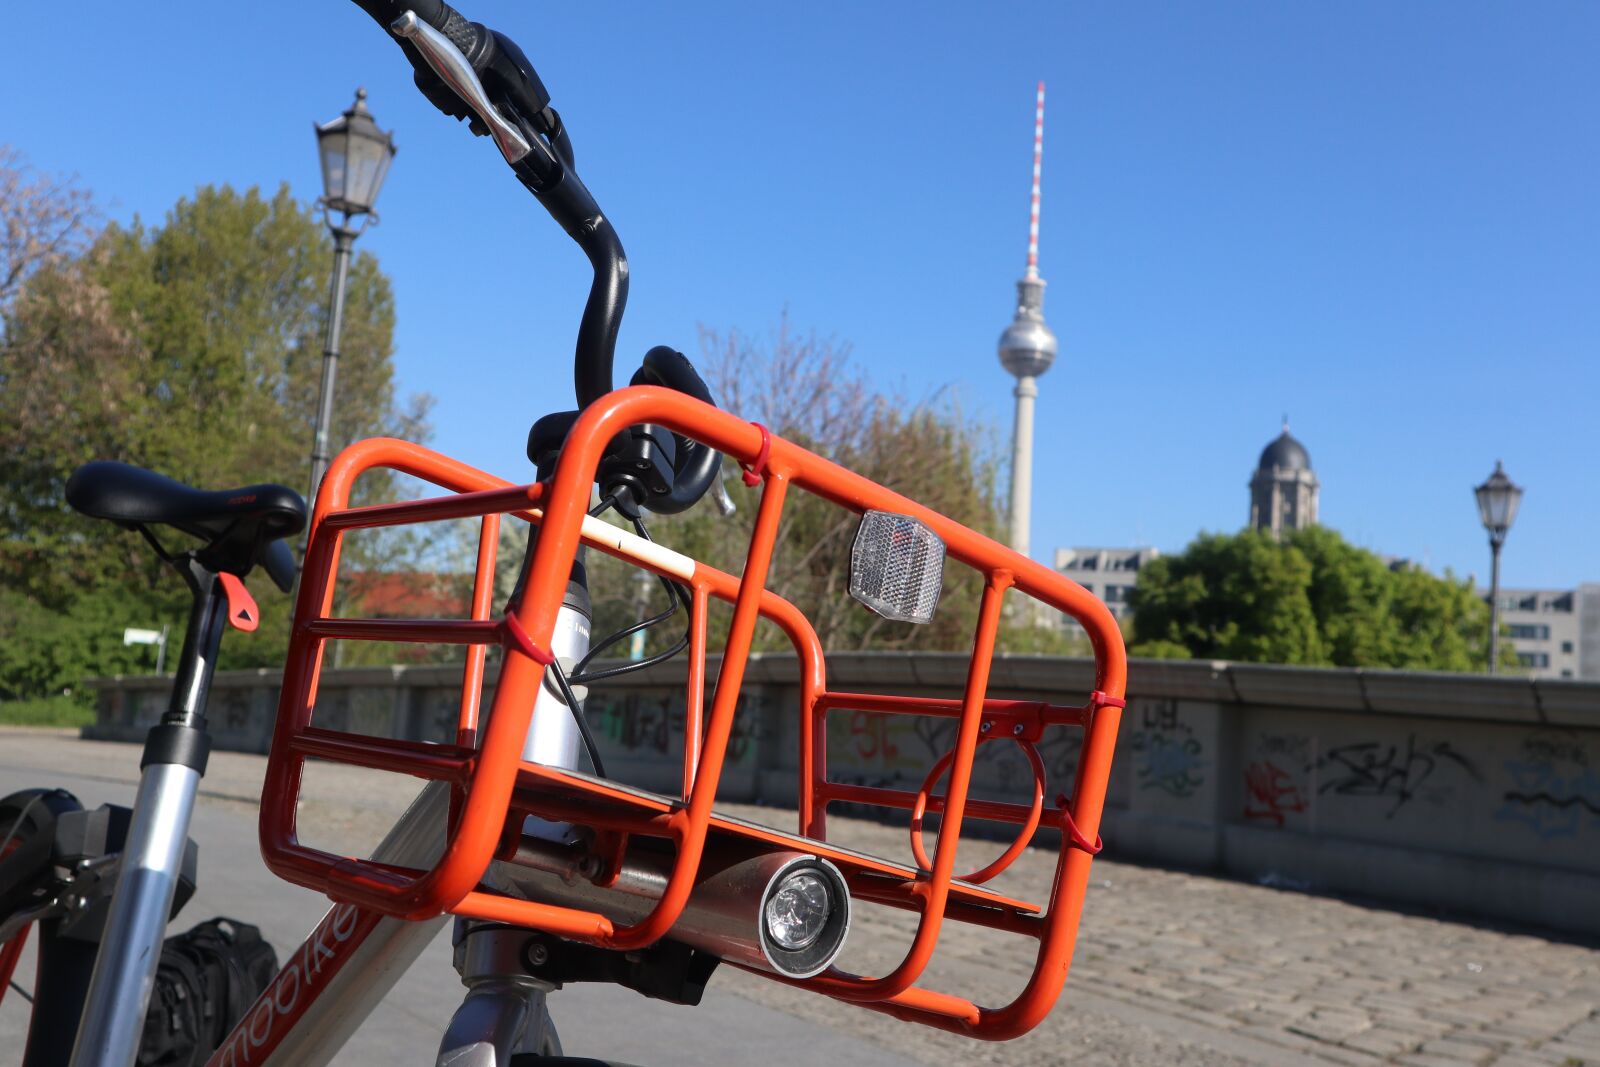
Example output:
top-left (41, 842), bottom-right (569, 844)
top-left (8, 979), bottom-right (31, 1003)
top-left (570, 574), bottom-right (686, 677)
top-left (569, 515), bottom-right (693, 685)
top-left (546, 656), bottom-right (606, 779)
top-left (588, 489), bottom-right (625, 520)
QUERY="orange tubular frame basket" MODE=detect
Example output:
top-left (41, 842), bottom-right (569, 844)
top-left (259, 385), bottom-right (1127, 1040)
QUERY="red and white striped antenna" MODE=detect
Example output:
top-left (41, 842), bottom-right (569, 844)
top-left (1026, 80), bottom-right (1044, 281)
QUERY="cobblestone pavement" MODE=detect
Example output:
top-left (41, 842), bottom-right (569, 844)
top-left (5, 729), bottom-right (1597, 1066)
top-left (719, 799), bottom-right (1600, 1067)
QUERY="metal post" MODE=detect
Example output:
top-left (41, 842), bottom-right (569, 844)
top-left (307, 226), bottom-right (357, 519)
top-left (1487, 537), bottom-right (1504, 673)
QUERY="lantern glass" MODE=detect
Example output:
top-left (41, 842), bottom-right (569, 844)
top-left (316, 90), bottom-right (396, 217)
top-left (1474, 462), bottom-right (1523, 535)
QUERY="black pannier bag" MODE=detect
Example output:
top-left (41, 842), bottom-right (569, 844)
top-left (138, 918), bottom-right (278, 1066)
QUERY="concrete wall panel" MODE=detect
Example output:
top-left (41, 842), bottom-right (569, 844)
top-left (85, 654), bottom-right (1600, 935)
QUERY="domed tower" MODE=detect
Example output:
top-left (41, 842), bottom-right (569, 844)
top-left (999, 82), bottom-right (1057, 558)
top-left (1250, 419), bottom-right (1319, 537)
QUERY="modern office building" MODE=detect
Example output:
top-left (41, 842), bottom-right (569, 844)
top-left (1052, 547), bottom-right (1160, 622)
top-left (1489, 584), bottom-right (1600, 680)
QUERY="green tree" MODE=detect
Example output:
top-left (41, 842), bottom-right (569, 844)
top-left (0, 177), bottom-right (427, 700)
top-left (1128, 526), bottom-right (1511, 671)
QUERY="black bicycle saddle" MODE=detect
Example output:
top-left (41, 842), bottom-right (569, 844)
top-left (65, 461), bottom-right (307, 592)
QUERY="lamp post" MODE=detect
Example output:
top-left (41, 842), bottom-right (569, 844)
top-left (1475, 460), bottom-right (1523, 674)
top-left (307, 88), bottom-right (396, 514)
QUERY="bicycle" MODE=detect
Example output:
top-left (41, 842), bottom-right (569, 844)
top-left (0, 4), bottom-right (1129, 1064)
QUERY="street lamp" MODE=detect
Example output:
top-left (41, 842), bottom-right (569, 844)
top-left (307, 88), bottom-right (396, 514)
top-left (1475, 460), bottom-right (1524, 674)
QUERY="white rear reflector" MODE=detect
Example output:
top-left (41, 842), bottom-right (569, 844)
top-left (849, 510), bottom-right (945, 624)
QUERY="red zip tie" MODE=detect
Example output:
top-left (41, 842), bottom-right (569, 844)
top-left (501, 610), bottom-right (555, 666)
top-left (1056, 795), bottom-right (1104, 855)
top-left (740, 422), bottom-right (771, 487)
top-left (1090, 690), bottom-right (1126, 709)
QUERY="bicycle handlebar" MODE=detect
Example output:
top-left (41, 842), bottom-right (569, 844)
top-left (350, 3), bottom-right (721, 506)
top-left (352, 0), bottom-right (619, 406)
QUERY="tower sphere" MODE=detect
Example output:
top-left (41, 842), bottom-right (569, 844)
top-left (998, 280), bottom-right (1058, 379)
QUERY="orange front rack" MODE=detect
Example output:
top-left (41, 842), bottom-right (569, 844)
top-left (259, 385), bottom-right (1127, 1040)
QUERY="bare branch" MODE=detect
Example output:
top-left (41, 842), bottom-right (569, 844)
top-left (0, 147), bottom-right (98, 318)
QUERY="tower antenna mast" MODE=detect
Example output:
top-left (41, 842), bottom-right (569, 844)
top-left (1027, 80), bottom-right (1044, 281)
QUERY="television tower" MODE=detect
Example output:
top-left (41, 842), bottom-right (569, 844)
top-left (998, 81), bottom-right (1057, 558)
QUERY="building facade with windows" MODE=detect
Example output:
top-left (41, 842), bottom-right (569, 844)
top-left (1052, 547), bottom-right (1160, 622)
top-left (1491, 584), bottom-right (1600, 680)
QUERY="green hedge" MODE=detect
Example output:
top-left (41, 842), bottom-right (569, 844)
top-left (0, 696), bottom-right (96, 728)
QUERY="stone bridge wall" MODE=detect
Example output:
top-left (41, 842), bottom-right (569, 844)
top-left (86, 655), bottom-right (1600, 936)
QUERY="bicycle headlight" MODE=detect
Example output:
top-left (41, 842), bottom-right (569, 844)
top-left (764, 871), bottom-right (831, 950)
top-left (757, 857), bottom-right (850, 979)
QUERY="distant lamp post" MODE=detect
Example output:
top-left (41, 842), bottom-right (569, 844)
top-left (1475, 460), bottom-right (1523, 673)
top-left (307, 88), bottom-right (396, 516)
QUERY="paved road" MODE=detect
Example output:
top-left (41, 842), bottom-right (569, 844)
top-left (3, 729), bottom-right (1598, 1066)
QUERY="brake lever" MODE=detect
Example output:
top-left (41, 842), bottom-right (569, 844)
top-left (391, 10), bottom-right (550, 168)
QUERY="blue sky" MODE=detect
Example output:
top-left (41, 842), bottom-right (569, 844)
top-left (6, 2), bottom-right (1596, 588)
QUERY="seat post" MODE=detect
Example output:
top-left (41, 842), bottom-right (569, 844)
top-left (68, 558), bottom-right (228, 1067)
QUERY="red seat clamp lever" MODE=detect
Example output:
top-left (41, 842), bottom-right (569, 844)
top-left (217, 572), bottom-right (259, 633)
top-left (740, 422), bottom-right (771, 487)
top-left (501, 610), bottom-right (555, 666)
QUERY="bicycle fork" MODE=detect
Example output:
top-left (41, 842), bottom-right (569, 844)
top-left (435, 568), bottom-right (594, 1066)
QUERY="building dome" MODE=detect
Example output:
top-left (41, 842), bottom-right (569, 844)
top-left (1257, 428), bottom-right (1311, 472)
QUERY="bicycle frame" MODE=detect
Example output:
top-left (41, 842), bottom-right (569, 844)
top-left (203, 784), bottom-right (451, 1067)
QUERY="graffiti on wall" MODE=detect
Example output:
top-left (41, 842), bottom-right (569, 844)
top-left (1495, 731), bottom-right (1600, 840)
top-left (823, 708), bottom-right (1085, 803)
top-left (1129, 700), bottom-right (1206, 799)
top-left (1312, 733), bottom-right (1482, 818)
top-left (1242, 733), bottom-right (1310, 826)
top-left (1243, 730), bottom-right (1492, 827)
top-left (585, 689), bottom-right (767, 767)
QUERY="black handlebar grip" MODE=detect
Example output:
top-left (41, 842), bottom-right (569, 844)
top-left (630, 347), bottom-right (722, 515)
top-left (355, 0), bottom-right (488, 62)
top-left (435, 6), bottom-right (492, 65)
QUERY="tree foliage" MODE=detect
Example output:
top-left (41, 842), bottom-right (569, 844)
top-left (0, 165), bottom-right (426, 700)
top-left (1127, 526), bottom-right (1511, 671)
